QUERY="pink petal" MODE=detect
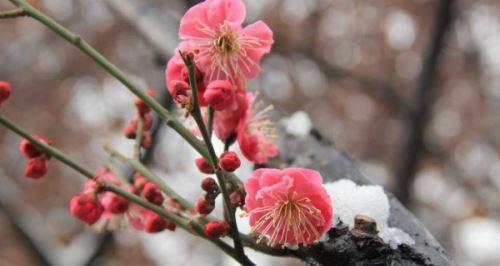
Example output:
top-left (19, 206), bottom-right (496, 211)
top-left (179, 1), bottom-right (211, 39)
top-left (207, 0), bottom-right (246, 27)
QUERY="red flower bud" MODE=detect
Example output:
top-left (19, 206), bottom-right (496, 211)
top-left (124, 124), bottom-right (136, 139)
top-left (135, 89), bottom-right (154, 116)
top-left (141, 133), bottom-right (153, 149)
top-left (164, 220), bottom-right (177, 231)
top-left (102, 194), bottom-right (129, 214)
top-left (24, 157), bottom-right (47, 179)
top-left (0, 81), bottom-right (11, 107)
top-left (144, 211), bottom-right (168, 233)
top-left (133, 172), bottom-right (148, 191)
top-left (195, 196), bottom-right (215, 216)
top-left (169, 80), bottom-right (191, 106)
top-left (204, 80), bottom-right (233, 111)
top-left (195, 157), bottom-right (214, 174)
top-left (201, 177), bottom-right (218, 193)
top-left (230, 191), bottom-right (244, 207)
top-left (142, 182), bottom-right (164, 205)
top-left (131, 114), bottom-right (153, 132)
top-left (19, 135), bottom-right (52, 158)
top-left (219, 151), bottom-right (240, 172)
top-left (203, 220), bottom-right (229, 238)
top-left (70, 193), bottom-right (104, 225)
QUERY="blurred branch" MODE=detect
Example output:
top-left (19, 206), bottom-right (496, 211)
top-left (0, 7), bottom-right (27, 19)
top-left (305, 50), bottom-right (410, 114)
top-left (394, 0), bottom-right (456, 205)
top-left (102, 0), bottom-right (170, 65)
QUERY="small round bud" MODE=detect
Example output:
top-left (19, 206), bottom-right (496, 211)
top-left (142, 182), bottom-right (164, 205)
top-left (131, 114), bottom-right (153, 132)
top-left (195, 196), bottom-right (215, 216)
top-left (204, 80), bottom-right (234, 111)
top-left (24, 157), bottom-right (47, 179)
top-left (203, 220), bottom-right (229, 238)
top-left (135, 89), bottom-right (154, 116)
top-left (133, 172), bottom-right (148, 192)
top-left (169, 80), bottom-right (191, 106)
top-left (0, 81), bottom-right (11, 107)
top-left (201, 177), bottom-right (218, 193)
top-left (142, 133), bottom-right (153, 149)
top-left (230, 191), bottom-right (245, 207)
top-left (219, 151), bottom-right (240, 172)
top-left (195, 157), bottom-right (214, 174)
top-left (19, 135), bottom-right (52, 158)
top-left (124, 124), bottom-right (136, 139)
top-left (102, 193), bottom-right (129, 214)
top-left (70, 193), bottom-right (104, 225)
top-left (144, 212), bottom-right (168, 233)
top-left (164, 220), bottom-right (177, 231)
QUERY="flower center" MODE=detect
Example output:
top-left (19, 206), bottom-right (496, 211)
top-left (250, 194), bottom-right (325, 247)
top-left (214, 23), bottom-right (239, 54)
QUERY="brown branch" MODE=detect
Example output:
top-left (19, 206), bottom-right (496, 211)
top-left (394, 0), bottom-right (456, 205)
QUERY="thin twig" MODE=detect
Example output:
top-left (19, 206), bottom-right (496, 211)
top-left (394, 0), bottom-right (456, 205)
top-left (0, 7), bottom-right (27, 19)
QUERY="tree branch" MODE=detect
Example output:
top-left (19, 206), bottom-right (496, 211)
top-left (394, 0), bottom-right (456, 205)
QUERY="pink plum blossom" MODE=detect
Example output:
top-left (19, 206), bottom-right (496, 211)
top-left (178, 0), bottom-right (273, 85)
top-left (237, 92), bottom-right (277, 164)
top-left (244, 168), bottom-right (333, 246)
top-left (213, 88), bottom-right (248, 140)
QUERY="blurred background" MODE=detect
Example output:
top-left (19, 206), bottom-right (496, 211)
top-left (1, 0), bottom-right (499, 265)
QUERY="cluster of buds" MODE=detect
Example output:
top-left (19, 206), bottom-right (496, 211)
top-left (0, 81), bottom-right (11, 107)
top-left (19, 135), bottom-right (52, 179)
top-left (124, 89), bottom-right (155, 149)
top-left (195, 177), bottom-right (219, 216)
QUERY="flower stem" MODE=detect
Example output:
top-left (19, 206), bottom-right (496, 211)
top-left (181, 54), bottom-right (250, 265)
top-left (133, 116), bottom-right (144, 161)
top-left (6, 0), bottom-right (210, 160)
top-left (207, 107), bottom-right (214, 139)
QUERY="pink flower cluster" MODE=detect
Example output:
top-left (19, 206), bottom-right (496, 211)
top-left (245, 168), bottom-right (333, 246)
top-left (166, 0), bottom-right (277, 164)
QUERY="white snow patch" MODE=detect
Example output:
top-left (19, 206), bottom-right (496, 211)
top-left (280, 111), bottom-right (312, 137)
top-left (323, 179), bottom-right (414, 248)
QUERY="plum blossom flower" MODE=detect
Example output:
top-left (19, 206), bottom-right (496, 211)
top-left (244, 168), bottom-right (333, 246)
top-left (237, 92), bottom-right (277, 164)
top-left (178, 0), bottom-right (273, 84)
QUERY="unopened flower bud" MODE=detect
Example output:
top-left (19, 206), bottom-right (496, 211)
top-left (0, 81), bottom-right (11, 107)
top-left (133, 172), bottom-right (148, 192)
top-left (203, 220), bottom-right (229, 238)
top-left (204, 80), bottom-right (233, 111)
top-left (19, 135), bottom-right (52, 158)
top-left (124, 124), bottom-right (136, 139)
top-left (169, 80), bottom-right (191, 106)
top-left (102, 193), bottom-right (129, 214)
top-left (70, 193), bottom-right (104, 225)
top-left (142, 133), bottom-right (153, 149)
top-left (195, 196), bottom-right (215, 216)
top-left (230, 191), bottom-right (245, 207)
top-left (201, 177), bottom-right (218, 193)
top-left (195, 157), bottom-right (214, 174)
top-left (135, 89), bottom-right (154, 116)
top-left (165, 220), bottom-right (177, 231)
top-left (25, 157), bottom-right (47, 179)
top-left (131, 114), bottom-right (153, 132)
top-left (219, 151), bottom-right (240, 172)
top-left (144, 212), bottom-right (168, 233)
top-left (142, 182), bottom-right (164, 205)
